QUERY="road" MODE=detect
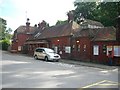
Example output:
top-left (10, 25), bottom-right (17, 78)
top-left (1, 51), bottom-right (119, 88)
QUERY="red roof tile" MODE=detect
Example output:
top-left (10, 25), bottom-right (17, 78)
top-left (28, 21), bottom-right (80, 40)
top-left (92, 27), bottom-right (116, 41)
top-left (15, 25), bottom-right (36, 34)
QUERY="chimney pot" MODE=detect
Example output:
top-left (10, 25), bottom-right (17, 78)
top-left (26, 18), bottom-right (30, 33)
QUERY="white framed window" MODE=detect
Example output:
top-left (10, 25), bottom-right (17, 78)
top-left (18, 46), bottom-right (21, 51)
top-left (65, 46), bottom-right (71, 53)
top-left (93, 45), bottom-right (99, 55)
top-left (114, 46), bottom-right (120, 57)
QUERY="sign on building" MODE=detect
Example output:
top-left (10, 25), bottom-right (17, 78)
top-left (107, 46), bottom-right (113, 56)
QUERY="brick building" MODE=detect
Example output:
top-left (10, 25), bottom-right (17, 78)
top-left (11, 15), bottom-right (120, 65)
top-left (11, 18), bottom-right (36, 53)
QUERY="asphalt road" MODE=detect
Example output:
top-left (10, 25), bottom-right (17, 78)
top-left (1, 51), bottom-right (119, 88)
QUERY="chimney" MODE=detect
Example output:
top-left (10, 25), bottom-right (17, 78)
top-left (38, 20), bottom-right (47, 30)
top-left (26, 18), bottom-right (30, 33)
top-left (116, 15), bottom-right (120, 41)
top-left (41, 20), bottom-right (47, 29)
top-left (67, 11), bottom-right (74, 23)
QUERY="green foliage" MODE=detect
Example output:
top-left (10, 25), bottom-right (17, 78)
top-left (74, 2), bottom-right (97, 20)
top-left (0, 39), bottom-right (10, 50)
top-left (95, 2), bottom-right (120, 26)
top-left (55, 20), bottom-right (67, 25)
top-left (0, 18), bottom-right (12, 50)
top-left (4, 28), bottom-right (13, 40)
top-left (0, 17), bottom-right (12, 42)
top-left (73, 2), bottom-right (120, 26)
top-left (0, 17), bottom-right (7, 40)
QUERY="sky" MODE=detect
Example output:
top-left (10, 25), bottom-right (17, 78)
top-left (0, 0), bottom-right (75, 33)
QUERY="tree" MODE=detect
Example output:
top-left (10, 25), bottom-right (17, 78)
top-left (0, 17), bottom-right (7, 40)
top-left (55, 20), bottom-right (67, 25)
top-left (94, 2), bottom-right (120, 26)
top-left (4, 28), bottom-right (12, 40)
top-left (0, 17), bottom-right (12, 50)
top-left (74, 2), bottom-right (97, 21)
top-left (73, 1), bottom-right (120, 26)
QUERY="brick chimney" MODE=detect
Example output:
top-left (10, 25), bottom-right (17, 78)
top-left (67, 11), bottom-right (74, 23)
top-left (26, 18), bottom-right (30, 32)
top-left (38, 20), bottom-right (47, 30)
top-left (41, 20), bottom-right (47, 29)
top-left (116, 15), bottom-right (120, 41)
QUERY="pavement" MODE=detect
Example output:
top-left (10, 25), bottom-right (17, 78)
top-left (1, 50), bottom-right (119, 70)
top-left (60, 59), bottom-right (118, 70)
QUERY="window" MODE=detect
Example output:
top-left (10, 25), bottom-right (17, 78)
top-left (114, 46), bottom-right (120, 57)
top-left (18, 46), bottom-right (21, 51)
top-left (93, 45), bottom-right (99, 55)
top-left (77, 45), bottom-right (80, 52)
top-left (83, 45), bottom-right (86, 52)
top-left (36, 49), bottom-right (44, 53)
top-left (72, 45), bottom-right (75, 50)
top-left (65, 46), bottom-right (71, 53)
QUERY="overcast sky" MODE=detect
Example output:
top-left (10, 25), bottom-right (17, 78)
top-left (0, 0), bottom-right (75, 32)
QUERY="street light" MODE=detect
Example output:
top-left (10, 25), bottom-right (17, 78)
top-left (76, 40), bottom-right (79, 43)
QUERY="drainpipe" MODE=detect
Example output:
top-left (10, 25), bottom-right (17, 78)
top-left (116, 15), bottom-right (120, 41)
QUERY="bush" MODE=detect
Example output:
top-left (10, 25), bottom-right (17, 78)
top-left (0, 39), bottom-right (10, 51)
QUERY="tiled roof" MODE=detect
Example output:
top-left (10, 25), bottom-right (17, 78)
top-left (74, 28), bottom-right (99, 38)
top-left (24, 21), bottom-right (116, 42)
top-left (15, 25), bottom-right (36, 34)
top-left (92, 27), bottom-right (116, 41)
top-left (74, 26), bottom-right (116, 41)
top-left (28, 21), bottom-right (80, 40)
top-left (12, 25), bottom-right (36, 40)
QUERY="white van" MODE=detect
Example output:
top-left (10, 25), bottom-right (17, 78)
top-left (34, 48), bottom-right (61, 62)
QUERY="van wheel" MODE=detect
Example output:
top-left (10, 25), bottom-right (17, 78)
top-left (45, 56), bottom-right (48, 61)
top-left (34, 55), bottom-right (38, 60)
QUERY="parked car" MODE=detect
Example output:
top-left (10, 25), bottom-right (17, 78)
top-left (34, 48), bottom-right (61, 62)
